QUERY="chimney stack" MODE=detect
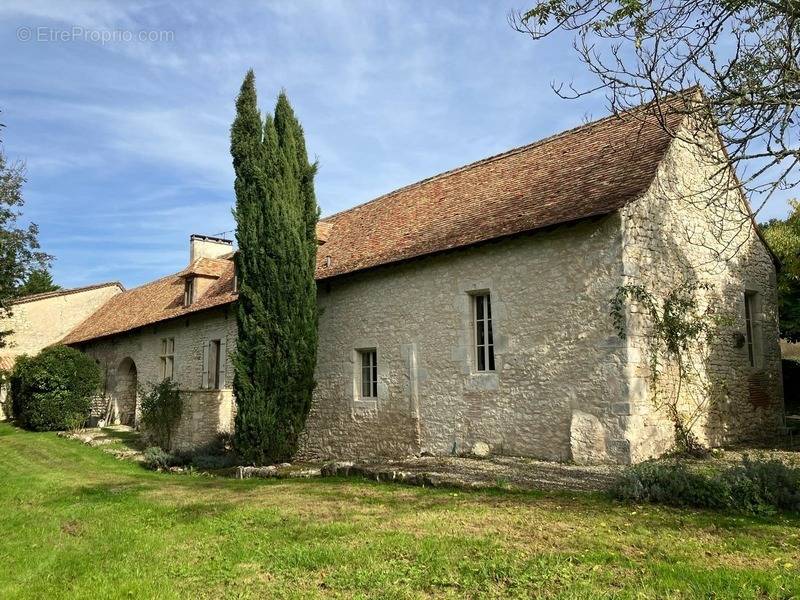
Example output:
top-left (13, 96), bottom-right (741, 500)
top-left (189, 234), bottom-right (233, 263)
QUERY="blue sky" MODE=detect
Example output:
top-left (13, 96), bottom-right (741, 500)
top-left (0, 1), bottom-right (793, 289)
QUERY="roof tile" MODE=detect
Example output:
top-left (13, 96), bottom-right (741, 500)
top-left (62, 98), bottom-right (686, 345)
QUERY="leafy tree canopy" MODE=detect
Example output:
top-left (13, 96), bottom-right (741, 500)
top-left (512, 0), bottom-right (800, 209)
top-left (761, 200), bottom-right (800, 342)
top-left (0, 123), bottom-right (50, 346)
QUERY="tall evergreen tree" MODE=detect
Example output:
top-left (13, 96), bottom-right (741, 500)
top-left (231, 72), bottom-right (319, 463)
top-left (274, 92), bottom-right (319, 456)
top-left (17, 268), bottom-right (59, 296)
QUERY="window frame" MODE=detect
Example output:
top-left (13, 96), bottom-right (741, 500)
top-left (358, 349), bottom-right (378, 399)
top-left (184, 278), bottom-right (194, 307)
top-left (160, 337), bottom-right (175, 380)
top-left (208, 339), bottom-right (221, 390)
top-left (472, 293), bottom-right (495, 372)
top-left (744, 291), bottom-right (756, 367)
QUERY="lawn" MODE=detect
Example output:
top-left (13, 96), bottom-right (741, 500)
top-left (0, 423), bottom-right (798, 599)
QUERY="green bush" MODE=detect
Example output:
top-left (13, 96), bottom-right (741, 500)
top-left (143, 446), bottom-right (183, 471)
top-left (613, 457), bottom-right (800, 514)
top-left (613, 462), bottom-right (729, 509)
top-left (8, 346), bottom-right (101, 431)
top-left (139, 379), bottom-right (183, 451)
top-left (190, 453), bottom-right (238, 471)
top-left (783, 359), bottom-right (800, 415)
top-left (724, 456), bottom-right (800, 513)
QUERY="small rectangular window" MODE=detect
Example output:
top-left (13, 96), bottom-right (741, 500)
top-left (208, 339), bottom-right (221, 390)
top-left (160, 337), bottom-right (175, 380)
top-left (473, 293), bottom-right (495, 372)
top-left (744, 291), bottom-right (756, 367)
top-left (184, 279), bottom-right (194, 306)
top-left (359, 349), bottom-right (378, 398)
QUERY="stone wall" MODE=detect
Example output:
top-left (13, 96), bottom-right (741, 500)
top-left (0, 283), bottom-right (122, 420)
top-left (300, 215), bottom-right (631, 463)
top-left (77, 306), bottom-right (237, 451)
top-left (1, 284), bottom-right (122, 359)
top-left (620, 126), bottom-right (784, 461)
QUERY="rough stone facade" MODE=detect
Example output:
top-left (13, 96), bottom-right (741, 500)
top-left (620, 127), bottom-right (784, 461)
top-left (299, 130), bottom-right (783, 464)
top-left (76, 306), bottom-right (236, 451)
top-left (301, 215), bottom-right (632, 463)
top-left (1, 284), bottom-right (122, 358)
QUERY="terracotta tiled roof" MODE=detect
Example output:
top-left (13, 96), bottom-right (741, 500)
top-left (62, 258), bottom-right (236, 345)
top-left (314, 100), bottom-right (685, 280)
top-left (11, 281), bottom-right (124, 305)
top-left (178, 257), bottom-right (229, 278)
top-left (63, 97), bottom-right (687, 345)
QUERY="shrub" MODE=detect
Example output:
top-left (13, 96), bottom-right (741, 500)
top-left (8, 346), bottom-right (101, 431)
top-left (783, 359), bottom-right (800, 415)
top-left (143, 446), bottom-right (183, 471)
top-left (139, 379), bottom-right (183, 451)
top-left (723, 456), bottom-right (800, 513)
top-left (613, 457), bottom-right (800, 514)
top-left (613, 461), bottom-right (729, 509)
top-left (190, 453), bottom-right (238, 471)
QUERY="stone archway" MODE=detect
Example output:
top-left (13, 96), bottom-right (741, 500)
top-left (114, 358), bottom-right (138, 426)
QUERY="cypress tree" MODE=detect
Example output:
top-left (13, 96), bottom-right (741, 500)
top-left (231, 72), bottom-right (319, 463)
top-left (274, 92), bottom-right (319, 456)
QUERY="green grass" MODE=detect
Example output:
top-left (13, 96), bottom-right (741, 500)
top-left (0, 423), bottom-right (799, 599)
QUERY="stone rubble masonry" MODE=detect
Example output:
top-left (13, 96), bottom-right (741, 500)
top-left (78, 306), bottom-right (237, 452)
top-left (619, 124), bottom-right (784, 461)
top-left (299, 214), bottom-right (632, 463)
top-left (299, 125), bottom-right (783, 465)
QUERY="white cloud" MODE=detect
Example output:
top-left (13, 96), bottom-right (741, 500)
top-left (2, 1), bottom-right (791, 288)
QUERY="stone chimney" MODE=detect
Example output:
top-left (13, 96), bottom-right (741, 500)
top-left (189, 234), bottom-right (233, 263)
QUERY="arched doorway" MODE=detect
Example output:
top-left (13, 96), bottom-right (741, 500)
top-left (114, 358), bottom-right (138, 426)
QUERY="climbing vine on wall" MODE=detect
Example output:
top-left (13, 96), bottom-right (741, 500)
top-left (610, 281), bottom-right (725, 456)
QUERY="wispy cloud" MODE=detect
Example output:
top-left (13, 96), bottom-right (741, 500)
top-left (0, 1), bottom-right (792, 287)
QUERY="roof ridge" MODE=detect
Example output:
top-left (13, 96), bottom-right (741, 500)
top-left (321, 91), bottom-right (689, 223)
top-left (11, 281), bottom-right (124, 304)
top-left (111, 271), bottom-right (186, 296)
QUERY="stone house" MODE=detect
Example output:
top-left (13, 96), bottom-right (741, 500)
top-left (61, 97), bottom-right (784, 463)
top-left (0, 282), bottom-right (123, 418)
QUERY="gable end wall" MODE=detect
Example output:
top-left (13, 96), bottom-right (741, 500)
top-left (620, 128), bottom-right (784, 461)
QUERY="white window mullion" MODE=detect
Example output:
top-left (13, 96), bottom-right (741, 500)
top-left (358, 349), bottom-right (378, 399)
top-left (473, 293), bottom-right (495, 372)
